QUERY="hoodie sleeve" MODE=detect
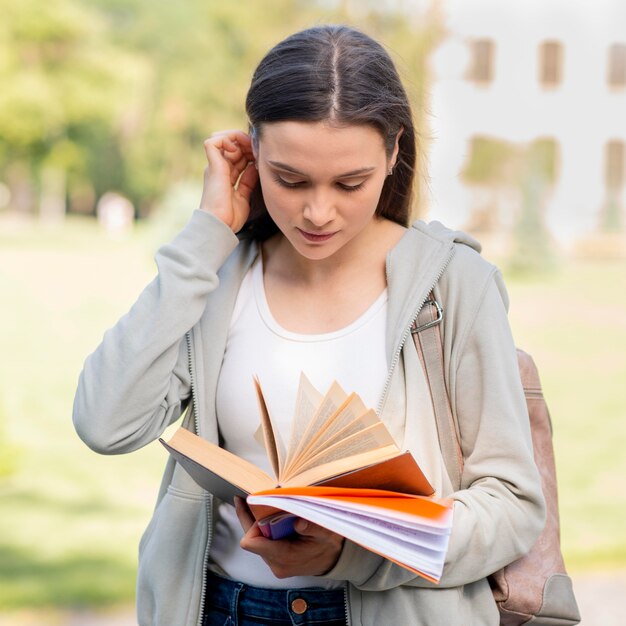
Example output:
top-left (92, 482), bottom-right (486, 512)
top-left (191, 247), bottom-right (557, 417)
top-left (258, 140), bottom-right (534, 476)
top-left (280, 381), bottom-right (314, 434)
top-left (73, 210), bottom-right (239, 455)
top-left (436, 269), bottom-right (546, 584)
top-left (325, 265), bottom-right (545, 590)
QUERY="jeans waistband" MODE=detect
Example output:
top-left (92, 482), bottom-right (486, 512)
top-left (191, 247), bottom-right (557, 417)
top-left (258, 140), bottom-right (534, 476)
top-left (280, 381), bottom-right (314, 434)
top-left (203, 572), bottom-right (348, 626)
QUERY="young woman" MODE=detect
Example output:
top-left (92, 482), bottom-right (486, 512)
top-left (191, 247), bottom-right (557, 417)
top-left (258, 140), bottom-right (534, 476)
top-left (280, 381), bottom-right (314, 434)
top-left (74, 25), bottom-right (545, 626)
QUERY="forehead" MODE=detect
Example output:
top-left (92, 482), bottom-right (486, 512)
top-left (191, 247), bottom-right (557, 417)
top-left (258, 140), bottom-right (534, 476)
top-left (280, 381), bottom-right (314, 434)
top-left (257, 121), bottom-right (386, 169)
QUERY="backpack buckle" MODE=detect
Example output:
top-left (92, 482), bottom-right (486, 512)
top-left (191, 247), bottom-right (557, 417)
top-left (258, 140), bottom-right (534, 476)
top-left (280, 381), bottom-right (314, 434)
top-left (411, 299), bottom-right (444, 334)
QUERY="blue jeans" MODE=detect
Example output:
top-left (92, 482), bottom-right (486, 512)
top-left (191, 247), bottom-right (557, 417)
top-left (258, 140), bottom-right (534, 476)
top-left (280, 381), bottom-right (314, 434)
top-left (202, 572), bottom-right (348, 626)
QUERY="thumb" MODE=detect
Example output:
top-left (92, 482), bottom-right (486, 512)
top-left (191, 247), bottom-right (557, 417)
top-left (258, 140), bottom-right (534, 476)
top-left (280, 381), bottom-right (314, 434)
top-left (294, 518), bottom-right (310, 534)
top-left (236, 161), bottom-right (259, 202)
top-left (294, 518), bottom-right (329, 537)
top-left (294, 519), bottom-right (340, 542)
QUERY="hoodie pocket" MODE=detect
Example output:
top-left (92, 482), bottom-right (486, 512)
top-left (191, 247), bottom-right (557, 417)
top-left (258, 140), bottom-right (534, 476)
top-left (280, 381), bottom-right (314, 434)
top-left (137, 486), bottom-right (208, 626)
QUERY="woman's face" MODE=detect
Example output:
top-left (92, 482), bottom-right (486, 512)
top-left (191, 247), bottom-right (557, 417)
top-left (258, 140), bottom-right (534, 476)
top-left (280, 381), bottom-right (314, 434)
top-left (255, 121), bottom-right (397, 262)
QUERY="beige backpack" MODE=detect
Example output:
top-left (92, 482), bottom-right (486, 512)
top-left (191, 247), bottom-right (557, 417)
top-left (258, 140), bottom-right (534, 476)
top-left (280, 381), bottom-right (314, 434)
top-left (412, 296), bottom-right (581, 626)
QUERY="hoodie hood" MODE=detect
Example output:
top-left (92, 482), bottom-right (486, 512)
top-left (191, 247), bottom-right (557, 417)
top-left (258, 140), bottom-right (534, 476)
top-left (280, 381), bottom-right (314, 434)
top-left (414, 220), bottom-right (482, 254)
top-left (384, 220), bottom-right (484, 366)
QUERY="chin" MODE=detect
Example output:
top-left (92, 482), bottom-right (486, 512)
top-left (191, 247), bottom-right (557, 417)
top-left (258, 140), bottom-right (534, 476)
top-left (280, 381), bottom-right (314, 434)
top-left (289, 238), bottom-right (343, 261)
top-left (295, 246), bottom-right (339, 261)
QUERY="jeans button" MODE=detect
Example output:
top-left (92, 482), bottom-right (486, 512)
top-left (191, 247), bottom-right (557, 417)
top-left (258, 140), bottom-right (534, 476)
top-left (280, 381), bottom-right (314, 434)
top-left (291, 598), bottom-right (308, 614)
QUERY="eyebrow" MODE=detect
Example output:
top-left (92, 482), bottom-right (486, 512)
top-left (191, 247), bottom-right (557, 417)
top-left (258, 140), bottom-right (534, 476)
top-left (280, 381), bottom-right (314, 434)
top-left (267, 160), bottom-right (377, 178)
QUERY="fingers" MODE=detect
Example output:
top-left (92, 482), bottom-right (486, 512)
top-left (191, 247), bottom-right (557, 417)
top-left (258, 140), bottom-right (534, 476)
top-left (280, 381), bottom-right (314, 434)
top-left (236, 161), bottom-right (259, 202)
top-left (234, 496), bottom-right (256, 533)
top-left (204, 133), bottom-right (256, 189)
top-left (199, 130), bottom-right (257, 231)
top-left (210, 129), bottom-right (253, 146)
top-left (294, 518), bottom-right (310, 534)
top-left (238, 518), bottom-right (344, 578)
top-left (293, 518), bottom-right (338, 540)
top-left (240, 524), bottom-right (343, 578)
top-left (206, 131), bottom-right (254, 161)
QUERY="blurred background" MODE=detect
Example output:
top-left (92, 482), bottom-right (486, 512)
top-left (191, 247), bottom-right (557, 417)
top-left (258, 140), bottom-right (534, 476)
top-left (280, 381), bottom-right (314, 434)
top-left (0, 0), bottom-right (624, 624)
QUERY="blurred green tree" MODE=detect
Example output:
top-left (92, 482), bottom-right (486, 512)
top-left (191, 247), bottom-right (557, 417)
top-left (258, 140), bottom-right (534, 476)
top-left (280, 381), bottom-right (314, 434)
top-left (85, 0), bottom-right (324, 215)
top-left (461, 136), bottom-right (557, 272)
top-left (0, 0), bottom-right (441, 219)
top-left (601, 140), bottom-right (624, 232)
top-left (508, 138), bottom-right (557, 273)
top-left (0, 0), bottom-right (145, 217)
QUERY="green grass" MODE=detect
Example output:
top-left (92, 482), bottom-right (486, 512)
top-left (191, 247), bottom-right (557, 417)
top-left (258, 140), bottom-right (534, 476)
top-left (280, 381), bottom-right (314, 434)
top-left (0, 215), bottom-right (624, 609)
top-left (504, 259), bottom-right (626, 571)
top-left (0, 216), bottom-right (164, 610)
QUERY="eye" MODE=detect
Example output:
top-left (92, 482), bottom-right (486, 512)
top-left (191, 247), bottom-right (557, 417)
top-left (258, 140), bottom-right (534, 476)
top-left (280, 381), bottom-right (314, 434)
top-left (272, 174), bottom-right (305, 189)
top-left (337, 181), bottom-right (365, 193)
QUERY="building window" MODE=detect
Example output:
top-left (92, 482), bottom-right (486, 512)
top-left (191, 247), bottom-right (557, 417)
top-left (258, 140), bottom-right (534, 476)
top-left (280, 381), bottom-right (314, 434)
top-left (608, 43), bottom-right (626, 88)
top-left (605, 140), bottom-right (625, 190)
top-left (468, 39), bottom-right (494, 83)
top-left (539, 40), bottom-right (563, 87)
top-left (603, 140), bottom-right (625, 231)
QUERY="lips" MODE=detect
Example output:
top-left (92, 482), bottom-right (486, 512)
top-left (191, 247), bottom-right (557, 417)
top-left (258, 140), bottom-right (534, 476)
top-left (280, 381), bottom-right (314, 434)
top-left (297, 228), bottom-right (337, 243)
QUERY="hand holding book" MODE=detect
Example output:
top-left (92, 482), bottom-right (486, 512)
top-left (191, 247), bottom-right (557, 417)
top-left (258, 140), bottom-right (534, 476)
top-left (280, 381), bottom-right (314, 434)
top-left (234, 496), bottom-right (346, 578)
top-left (160, 373), bottom-right (453, 582)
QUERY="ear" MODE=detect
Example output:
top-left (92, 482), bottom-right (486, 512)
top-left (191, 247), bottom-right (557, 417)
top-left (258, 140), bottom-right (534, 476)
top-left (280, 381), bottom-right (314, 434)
top-left (390, 127), bottom-right (404, 169)
top-left (250, 125), bottom-right (259, 162)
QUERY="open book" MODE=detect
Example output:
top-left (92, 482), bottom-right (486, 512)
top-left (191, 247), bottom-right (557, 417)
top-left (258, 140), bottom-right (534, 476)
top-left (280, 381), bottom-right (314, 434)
top-left (160, 374), bottom-right (453, 582)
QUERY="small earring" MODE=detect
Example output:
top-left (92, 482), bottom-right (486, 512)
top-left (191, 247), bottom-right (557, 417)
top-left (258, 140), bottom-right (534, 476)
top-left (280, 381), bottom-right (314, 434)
top-left (387, 167), bottom-right (394, 176)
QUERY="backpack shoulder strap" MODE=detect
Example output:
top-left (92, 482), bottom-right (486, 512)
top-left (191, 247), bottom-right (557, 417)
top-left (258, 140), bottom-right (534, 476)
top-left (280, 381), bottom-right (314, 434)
top-left (414, 305), bottom-right (581, 623)
top-left (411, 295), bottom-right (464, 490)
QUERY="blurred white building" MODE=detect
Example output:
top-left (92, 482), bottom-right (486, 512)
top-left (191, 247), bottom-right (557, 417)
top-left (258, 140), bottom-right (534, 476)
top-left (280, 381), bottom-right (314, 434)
top-left (427, 0), bottom-right (626, 250)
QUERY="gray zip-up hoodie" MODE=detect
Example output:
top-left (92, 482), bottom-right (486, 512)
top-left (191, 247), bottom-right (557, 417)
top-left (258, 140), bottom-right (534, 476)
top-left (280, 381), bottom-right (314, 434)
top-left (73, 210), bottom-right (545, 626)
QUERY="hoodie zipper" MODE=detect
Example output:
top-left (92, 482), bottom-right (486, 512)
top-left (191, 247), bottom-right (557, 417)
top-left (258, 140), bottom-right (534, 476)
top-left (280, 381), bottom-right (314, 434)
top-left (187, 323), bottom-right (347, 626)
top-left (186, 330), bottom-right (200, 434)
top-left (343, 584), bottom-right (351, 625)
top-left (186, 330), bottom-right (212, 626)
top-left (184, 243), bottom-right (453, 624)
top-left (376, 247), bottom-right (455, 416)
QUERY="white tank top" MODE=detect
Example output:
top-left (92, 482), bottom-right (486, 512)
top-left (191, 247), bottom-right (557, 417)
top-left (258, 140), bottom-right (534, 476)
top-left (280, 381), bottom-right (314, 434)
top-left (211, 255), bottom-right (392, 588)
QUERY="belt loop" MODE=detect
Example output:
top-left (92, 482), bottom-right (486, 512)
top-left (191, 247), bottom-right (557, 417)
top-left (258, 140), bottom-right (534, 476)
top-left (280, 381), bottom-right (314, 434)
top-left (230, 582), bottom-right (244, 626)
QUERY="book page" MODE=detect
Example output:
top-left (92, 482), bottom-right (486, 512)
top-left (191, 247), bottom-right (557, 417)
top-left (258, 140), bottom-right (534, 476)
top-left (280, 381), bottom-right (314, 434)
top-left (308, 409), bottom-right (381, 459)
top-left (287, 421), bottom-right (397, 479)
top-left (281, 380), bottom-right (347, 477)
top-left (283, 442), bottom-right (400, 487)
top-left (283, 373), bottom-right (323, 470)
top-left (292, 406), bottom-right (379, 470)
top-left (253, 376), bottom-right (283, 479)
top-left (292, 393), bottom-right (367, 463)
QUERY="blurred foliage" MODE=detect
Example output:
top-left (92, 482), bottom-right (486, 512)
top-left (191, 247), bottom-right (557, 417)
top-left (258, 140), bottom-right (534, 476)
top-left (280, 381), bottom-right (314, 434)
top-left (0, 0), bottom-right (143, 209)
top-left (602, 193), bottom-right (622, 232)
top-left (0, 0), bottom-right (443, 220)
top-left (527, 138), bottom-right (558, 185)
top-left (461, 135), bottom-right (558, 187)
top-left (461, 136), bottom-right (559, 273)
top-left (461, 136), bottom-right (519, 185)
top-left (508, 171), bottom-right (556, 275)
top-left (510, 138), bottom-right (558, 273)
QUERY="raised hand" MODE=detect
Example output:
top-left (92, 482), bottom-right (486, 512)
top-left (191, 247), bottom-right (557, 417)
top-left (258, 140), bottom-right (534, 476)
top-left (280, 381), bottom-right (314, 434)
top-left (199, 130), bottom-right (258, 233)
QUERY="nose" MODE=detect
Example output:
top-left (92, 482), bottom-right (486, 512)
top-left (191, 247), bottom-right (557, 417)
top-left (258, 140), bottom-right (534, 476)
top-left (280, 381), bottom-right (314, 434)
top-left (302, 188), bottom-right (336, 227)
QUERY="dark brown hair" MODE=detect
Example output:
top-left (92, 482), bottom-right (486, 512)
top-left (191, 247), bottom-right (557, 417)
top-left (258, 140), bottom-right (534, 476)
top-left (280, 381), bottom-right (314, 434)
top-left (239, 25), bottom-right (416, 240)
